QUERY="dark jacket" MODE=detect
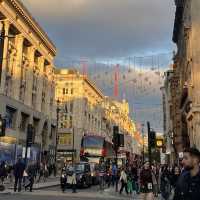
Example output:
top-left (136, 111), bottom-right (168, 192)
top-left (27, 164), bottom-right (37, 178)
top-left (140, 168), bottom-right (153, 192)
top-left (13, 161), bottom-right (25, 178)
top-left (173, 170), bottom-right (200, 200)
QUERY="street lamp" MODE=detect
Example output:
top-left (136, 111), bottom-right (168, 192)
top-left (55, 99), bottom-right (60, 164)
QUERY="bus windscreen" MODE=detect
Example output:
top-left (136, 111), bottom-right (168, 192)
top-left (83, 136), bottom-right (104, 149)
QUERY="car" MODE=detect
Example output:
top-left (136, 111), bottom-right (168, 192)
top-left (75, 162), bottom-right (92, 188)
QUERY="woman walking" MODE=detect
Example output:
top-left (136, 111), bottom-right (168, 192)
top-left (119, 167), bottom-right (128, 195)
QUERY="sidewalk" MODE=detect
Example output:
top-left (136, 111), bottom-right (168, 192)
top-left (5, 176), bottom-right (59, 191)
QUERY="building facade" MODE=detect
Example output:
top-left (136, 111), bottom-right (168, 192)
top-left (0, 0), bottom-right (57, 164)
top-left (55, 69), bottom-right (104, 162)
top-left (161, 70), bottom-right (176, 164)
top-left (171, 0), bottom-right (200, 152)
top-left (55, 69), bottom-right (140, 163)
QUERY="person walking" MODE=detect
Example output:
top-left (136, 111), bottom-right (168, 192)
top-left (0, 161), bottom-right (7, 185)
top-left (111, 163), bottom-right (117, 187)
top-left (140, 161), bottom-right (154, 200)
top-left (67, 167), bottom-right (77, 193)
top-left (13, 158), bottom-right (25, 192)
top-left (160, 165), bottom-right (171, 200)
top-left (119, 167), bottom-right (128, 195)
top-left (173, 148), bottom-right (200, 200)
top-left (25, 162), bottom-right (37, 192)
top-left (152, 165), bottom-right (159, 197)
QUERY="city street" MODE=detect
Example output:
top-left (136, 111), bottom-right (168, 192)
top-left (0, 186), bottom-right (161, 200)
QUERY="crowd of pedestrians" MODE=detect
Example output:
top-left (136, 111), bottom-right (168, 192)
top-left (0, 158), bottom-right (57, 192)
top-left (98, 147), bottom-right (200, 200)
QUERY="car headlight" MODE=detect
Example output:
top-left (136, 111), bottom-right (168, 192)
top-left (61, 174), bottom-right (65, 178)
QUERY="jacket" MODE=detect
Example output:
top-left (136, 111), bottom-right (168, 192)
top-left (120, 170), bottom-right (127, 183)
top-left (13, 161), bottom-right (25, 178)
top-left (173, 170), bottom-right (200, 200)
top-left (67, 173), bottom-right (77, 185)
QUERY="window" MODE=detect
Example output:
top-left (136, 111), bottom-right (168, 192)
top-left (5, 106), bottom-right (17, 129)
top-left (70, 102), bottom-right (73, 113)
top-left (19, 112), bottom-right (29, 132)
top-left (59, 133), bottom-right (72, 145)
top-left (69, 116), bottom-right (73, 128)
top-left (63, 88), bottom-right (65, 95)
top-left (71, 88), bottom-right (73, 95)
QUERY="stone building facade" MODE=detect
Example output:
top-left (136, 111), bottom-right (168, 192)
top-left (55, 69), bottom-right (139, 163)
top-left (0, 0), bottom-right (57, 164)
top-left (171, 0), bottom-right (200, 152)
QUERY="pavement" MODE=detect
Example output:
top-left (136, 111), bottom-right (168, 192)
top-left (0, 176), bottom-right (59, 194)
top-left (0, 185), bottom-right (162, 200)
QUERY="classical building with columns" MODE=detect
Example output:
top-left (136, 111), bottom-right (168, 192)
top-left (168, 0), bottom-right (200, 157)
top-left (55, 69), bottom-right (139, 164)
top-left (0, 0), bottom-right (57, 164)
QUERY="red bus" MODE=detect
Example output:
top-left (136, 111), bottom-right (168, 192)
top-left (80, 135), bottom-right (115, 163)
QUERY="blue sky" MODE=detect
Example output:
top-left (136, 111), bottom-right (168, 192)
top-left (22, 0), bottom-right (176, 133)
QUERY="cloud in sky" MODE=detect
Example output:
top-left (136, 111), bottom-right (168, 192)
top-left (22, 0), bottom-right (176, 62)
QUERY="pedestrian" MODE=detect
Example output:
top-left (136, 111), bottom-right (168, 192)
top-left (170, 166), bottom-right (180, 188)
top-left (111, 163), bottom-right (117, 187)
top-left (127, 174), bottom-right (133, 195)
top-left (131, 164), bottom-right (139, 194)
top-left (152, 165), bottom-right (159, 197)
top-left (119, 167), bottom-right (128, 195)
top-left (25, 162), bottom-right (37, 192)
top-left (13, 158), bottom-right (25, 192)
top-left (160, 165), bottom-right (171, 200)
top-left (140, 161), bottom-right (154, 200)
top-left (67, 167), bottom-right (77, 193)
top-left (99, 160), bottom-right (106, 190)
top-left (37, 162), bottom-right (44, 182)
top-left (173, 148), bottom-right (200, 200)
top-left (0, 161), bottom-right (7, 184)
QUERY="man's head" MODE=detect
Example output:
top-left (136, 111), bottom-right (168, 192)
top-left (182, 148), bottom-right (200, 170)
top-left (144, 161), bottom-right (150, 169)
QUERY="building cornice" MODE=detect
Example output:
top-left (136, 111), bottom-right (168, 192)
top-left (6, 0), bottom-right (56, 56)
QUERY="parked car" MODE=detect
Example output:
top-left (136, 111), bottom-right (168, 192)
top-left (75, 162), bottom-right (92, 188)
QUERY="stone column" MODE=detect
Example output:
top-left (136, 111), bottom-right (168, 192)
top-left (36, 56), bottom-right (44, 112)
top-left (13, 34), bottom-right (24, 101)
top-left (45, 65), bottom-right (52, 116)
top-left (24, 46), bottom-right (35, 106)
top-left (0, 20), bottom-right (10, 94)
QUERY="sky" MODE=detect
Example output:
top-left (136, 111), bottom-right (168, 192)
top-left (21, 0), bottom-right (176, 133)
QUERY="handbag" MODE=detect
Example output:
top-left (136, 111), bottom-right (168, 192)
top-left (23, 170), bottom-right (28, 177)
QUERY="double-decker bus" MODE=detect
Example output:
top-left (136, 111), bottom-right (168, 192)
top-left (80, 135), bottom-right (115, 164)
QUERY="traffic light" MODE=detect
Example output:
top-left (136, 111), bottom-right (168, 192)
top-left (149, 131), bottom-right (156, 148)
top-left (156, 139), bottom-right (164, 148)
top-left (113, 126), bottom-right (119, 150)
top-left (0, 116), bottom-right (6, 137)
top-left (27, 124), bottom-right (34, 147)
top-left (118, 133), bottom-right (124, 147)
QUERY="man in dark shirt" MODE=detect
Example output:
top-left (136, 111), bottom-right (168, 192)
top-left (174, 148), bottom-right (200, 200)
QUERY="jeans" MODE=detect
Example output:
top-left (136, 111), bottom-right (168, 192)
top-left (119, 180), bottom-right (128, 194)
top-left (14, 176), bottom-right (22, 192)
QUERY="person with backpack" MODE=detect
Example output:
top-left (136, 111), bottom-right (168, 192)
top-left (173, 148), bottom-right (200, 200)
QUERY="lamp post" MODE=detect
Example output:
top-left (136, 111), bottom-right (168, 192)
top-left (141, 123), bottom-right (145, 164)
top-left (55, 99), bottom-right (60, 164)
